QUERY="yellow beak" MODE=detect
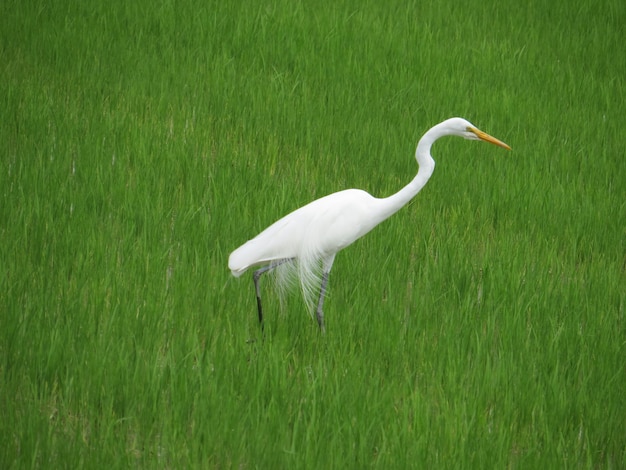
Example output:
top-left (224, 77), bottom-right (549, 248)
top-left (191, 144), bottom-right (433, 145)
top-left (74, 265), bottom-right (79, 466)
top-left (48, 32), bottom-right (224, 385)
top-left (469, 127), bottom-right (511, 150)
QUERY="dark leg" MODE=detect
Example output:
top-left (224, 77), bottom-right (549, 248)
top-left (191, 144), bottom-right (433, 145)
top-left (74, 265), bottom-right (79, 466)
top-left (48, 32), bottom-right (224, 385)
top-left (253, 265), bottom-right (273, 326)
top-left (315, 270), bottom-right (330, 333)
top-left (252, 259), bottom-right (293, 328)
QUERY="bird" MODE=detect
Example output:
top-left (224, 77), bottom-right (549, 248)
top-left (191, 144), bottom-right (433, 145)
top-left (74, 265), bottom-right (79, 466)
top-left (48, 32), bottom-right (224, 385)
top-left (228, 117), bottom-right (510, 332)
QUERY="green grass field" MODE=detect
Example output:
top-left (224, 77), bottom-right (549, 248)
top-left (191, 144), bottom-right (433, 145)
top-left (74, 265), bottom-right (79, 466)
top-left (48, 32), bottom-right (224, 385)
top-left (1, 0), bottom-right (625, 467)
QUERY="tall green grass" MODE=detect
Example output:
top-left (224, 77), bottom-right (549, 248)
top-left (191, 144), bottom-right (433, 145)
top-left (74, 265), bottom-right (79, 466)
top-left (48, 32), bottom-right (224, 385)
top-left (1, 0), bottom-right (624, 467)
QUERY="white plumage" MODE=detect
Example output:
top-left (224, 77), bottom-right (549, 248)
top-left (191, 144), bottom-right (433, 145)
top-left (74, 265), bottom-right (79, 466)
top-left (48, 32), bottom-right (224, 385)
top-left (229, 117), bottom-right (510, 332)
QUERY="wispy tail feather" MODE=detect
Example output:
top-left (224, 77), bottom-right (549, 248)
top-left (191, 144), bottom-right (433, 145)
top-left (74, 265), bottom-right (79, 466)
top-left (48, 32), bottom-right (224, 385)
top-left (271, 255), bottom-right (323, 317)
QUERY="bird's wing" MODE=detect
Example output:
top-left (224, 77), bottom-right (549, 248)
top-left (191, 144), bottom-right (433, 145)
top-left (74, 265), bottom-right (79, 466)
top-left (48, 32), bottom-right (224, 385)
top-left (228, 214), bottom-right (303, 275)
top-left (303, 189), bottom-right (376, 257)
top-left (228, 189), bottom-right (376, 275)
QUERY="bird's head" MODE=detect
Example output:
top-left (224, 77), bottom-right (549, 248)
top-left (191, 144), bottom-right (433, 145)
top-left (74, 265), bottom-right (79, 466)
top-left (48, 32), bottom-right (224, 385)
top-left (446, 117), bottom-right (511, 150)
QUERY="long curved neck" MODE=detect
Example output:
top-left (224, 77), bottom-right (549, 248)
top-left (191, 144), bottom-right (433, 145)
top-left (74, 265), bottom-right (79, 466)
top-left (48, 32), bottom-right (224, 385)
top-left (372, 125), bottom-right (443, 224)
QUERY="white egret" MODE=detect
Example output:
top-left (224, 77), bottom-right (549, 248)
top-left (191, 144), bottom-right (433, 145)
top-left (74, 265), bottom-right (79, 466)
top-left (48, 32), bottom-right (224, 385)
top-left (228, 117), bottom-right (510, 332)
